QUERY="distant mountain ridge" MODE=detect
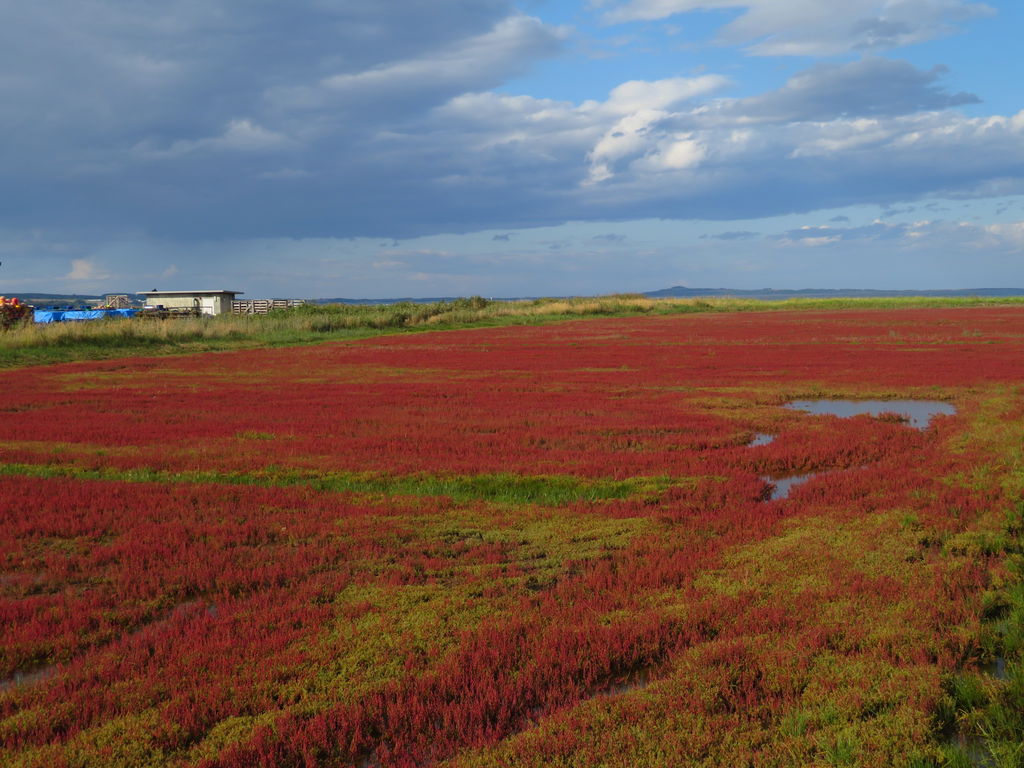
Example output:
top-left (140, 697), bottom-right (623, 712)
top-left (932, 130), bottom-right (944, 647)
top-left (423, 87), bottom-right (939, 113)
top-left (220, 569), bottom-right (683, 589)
top-left (643, 286), bottom-right (1024, 300)
top-left (10, 288), bottom-right (1024, 306)
top-left (7, 293), bottom-right (105, 304)
top-left (318, 287), bottom-right (1024, 304)
top-left (315, 296), bottom-right (463, 305)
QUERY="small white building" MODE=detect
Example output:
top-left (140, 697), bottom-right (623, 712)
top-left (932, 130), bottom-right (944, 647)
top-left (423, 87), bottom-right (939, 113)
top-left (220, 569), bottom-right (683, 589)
top-left (137, 289), bottom-right (243, 316)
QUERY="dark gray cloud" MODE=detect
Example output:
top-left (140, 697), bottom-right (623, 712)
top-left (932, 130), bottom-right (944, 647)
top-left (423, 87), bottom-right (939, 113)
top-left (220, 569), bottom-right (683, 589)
top-left (1, 1), bottom-right (523, 160)
top-left (702, 58), bottom-right (979, 125)
top-left (0, 0), bottom-right (565, 239)
top-left (592, 233), bottom-right (627, 242)
top-left (880, 205), bottom-right (917, 219)
top-left (0, 0), bottom-right (1021, 252)
top-left (702, 230), bottom-right (760, 240)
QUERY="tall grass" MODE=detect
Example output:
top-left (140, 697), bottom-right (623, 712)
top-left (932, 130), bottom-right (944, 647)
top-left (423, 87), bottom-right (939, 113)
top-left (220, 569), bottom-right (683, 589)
top-left (3, 294), bottom-right (1023, 368)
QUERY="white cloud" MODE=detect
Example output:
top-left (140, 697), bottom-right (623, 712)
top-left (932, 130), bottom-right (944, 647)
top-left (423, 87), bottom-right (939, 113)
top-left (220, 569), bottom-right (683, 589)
top-left (654, 137), bottom-right (707, 170)
top-left (984, 222), bottom-right (1024, 250)
top-left (789, 118), bottom-right (896, 156)
top-left (65, 258), bottom-right (109, 281)
top-left (587, 110), bottom-right (673, 183)
top-left (602, 0), bottom-right (994, 56)
top-left (765, 217), bottom-right (1024, 255)
top-left (395, 72), bottom-right (1024, 228)
top-left (601, 75), bottom-right (729, 115)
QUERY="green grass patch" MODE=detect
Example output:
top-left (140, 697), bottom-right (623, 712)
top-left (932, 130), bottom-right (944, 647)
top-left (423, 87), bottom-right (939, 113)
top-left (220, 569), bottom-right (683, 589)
top-left (0, 461), bottom-right (680, 507)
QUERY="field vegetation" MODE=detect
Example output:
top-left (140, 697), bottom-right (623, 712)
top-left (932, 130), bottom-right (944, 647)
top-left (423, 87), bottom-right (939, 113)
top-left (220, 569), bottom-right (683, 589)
top-left (2, 303), bottom-right (1024, 766)
top-left (2, 294), bottom-right (1023, 369)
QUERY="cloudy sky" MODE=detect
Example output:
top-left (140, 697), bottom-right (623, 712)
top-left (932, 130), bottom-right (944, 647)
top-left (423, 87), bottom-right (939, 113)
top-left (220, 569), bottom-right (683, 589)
top-left (2, 0), bottom-right (1023, 298)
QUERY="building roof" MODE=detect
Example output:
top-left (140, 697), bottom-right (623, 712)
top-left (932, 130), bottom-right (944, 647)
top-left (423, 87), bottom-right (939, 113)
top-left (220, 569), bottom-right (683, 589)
top-left (137, 289), bottom-right (244, 297)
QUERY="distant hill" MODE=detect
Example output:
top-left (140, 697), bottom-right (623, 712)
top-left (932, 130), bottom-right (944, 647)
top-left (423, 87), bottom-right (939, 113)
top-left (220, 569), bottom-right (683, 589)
top-left (12, 288), bottom-right (1024, 307)
top-left (314, 296), bottom-right (463, 305)
top-left (5, 293), bottom-right (103, 300)
top-left (7, 293), bottom-right (105, 306)
top-left (643, 286), bottom-right (1024, 301)
top-left (317, 287), bottom-right (1024, 304)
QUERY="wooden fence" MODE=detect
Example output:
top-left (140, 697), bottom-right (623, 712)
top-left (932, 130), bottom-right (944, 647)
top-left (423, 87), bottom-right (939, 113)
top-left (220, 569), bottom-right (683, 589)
top-left (231, 299), bottom-right (307, 315)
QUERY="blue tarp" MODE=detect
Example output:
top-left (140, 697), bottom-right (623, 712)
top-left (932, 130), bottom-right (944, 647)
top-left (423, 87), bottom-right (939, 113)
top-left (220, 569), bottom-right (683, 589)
top-left (34, 308), bottom-right (140, 323)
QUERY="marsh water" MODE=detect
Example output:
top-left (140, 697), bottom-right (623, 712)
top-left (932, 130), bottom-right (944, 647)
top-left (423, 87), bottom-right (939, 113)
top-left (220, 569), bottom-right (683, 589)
top-left (0, 601), bottom-right (219, 696)
top-left (765, 472), bottom-right (819, 500)
top-left (762, 399), bottom-right (958, 500)
top-left (784, 399), bottom-right (956, 429)
top-left (0, 664), bottom-right (56, 693)
top-left (599, 664), bottom-right (663, 697)
top-left (983, 656), bottom-right (1008, 681)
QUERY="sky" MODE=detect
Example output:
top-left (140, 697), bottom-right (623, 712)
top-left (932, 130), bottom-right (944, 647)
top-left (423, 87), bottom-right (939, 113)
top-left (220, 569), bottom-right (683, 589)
top-left (2, 0), bottom-right (1023, 298)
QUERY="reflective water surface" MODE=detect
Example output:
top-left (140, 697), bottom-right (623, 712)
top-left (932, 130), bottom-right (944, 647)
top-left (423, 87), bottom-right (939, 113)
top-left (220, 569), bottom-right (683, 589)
top-left (983, 656), bottom-right (1008, 681)
top-left (764, 472), bottom-right (819, 500)
top-left (0, 665), bottom-right (56, 692)
top-left (785, 399), bottom-right (956, 429)
top-left (599, 664), bottom-right (662, 697)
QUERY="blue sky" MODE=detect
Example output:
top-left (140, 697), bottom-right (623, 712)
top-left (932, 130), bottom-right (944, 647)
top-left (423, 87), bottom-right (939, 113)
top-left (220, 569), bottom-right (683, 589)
top-left (2, 0), bottom-right (1022, 298)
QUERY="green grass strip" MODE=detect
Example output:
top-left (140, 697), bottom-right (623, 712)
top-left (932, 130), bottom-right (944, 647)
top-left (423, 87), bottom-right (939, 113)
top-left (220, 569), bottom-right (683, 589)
top-left (0, 461), bottom-right (679, 507)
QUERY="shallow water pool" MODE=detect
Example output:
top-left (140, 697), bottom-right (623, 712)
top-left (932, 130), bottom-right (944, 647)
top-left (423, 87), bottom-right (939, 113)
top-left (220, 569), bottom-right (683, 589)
top-left (785, 399), bottom-right (956, 430)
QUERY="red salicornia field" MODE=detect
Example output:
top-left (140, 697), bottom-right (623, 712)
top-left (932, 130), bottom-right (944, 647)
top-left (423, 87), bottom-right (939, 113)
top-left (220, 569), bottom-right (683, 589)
top-left (3, 306), bottom-right (1024, 767)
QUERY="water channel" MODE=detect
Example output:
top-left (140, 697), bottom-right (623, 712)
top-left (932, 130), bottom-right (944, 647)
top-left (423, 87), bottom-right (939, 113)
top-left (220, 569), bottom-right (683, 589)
top-left (762, 399), bottom-right (958, 499)
top-left (0, 665), bottom-right (57, 693)
top-left (765, 472), bottom-right (820, 500)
